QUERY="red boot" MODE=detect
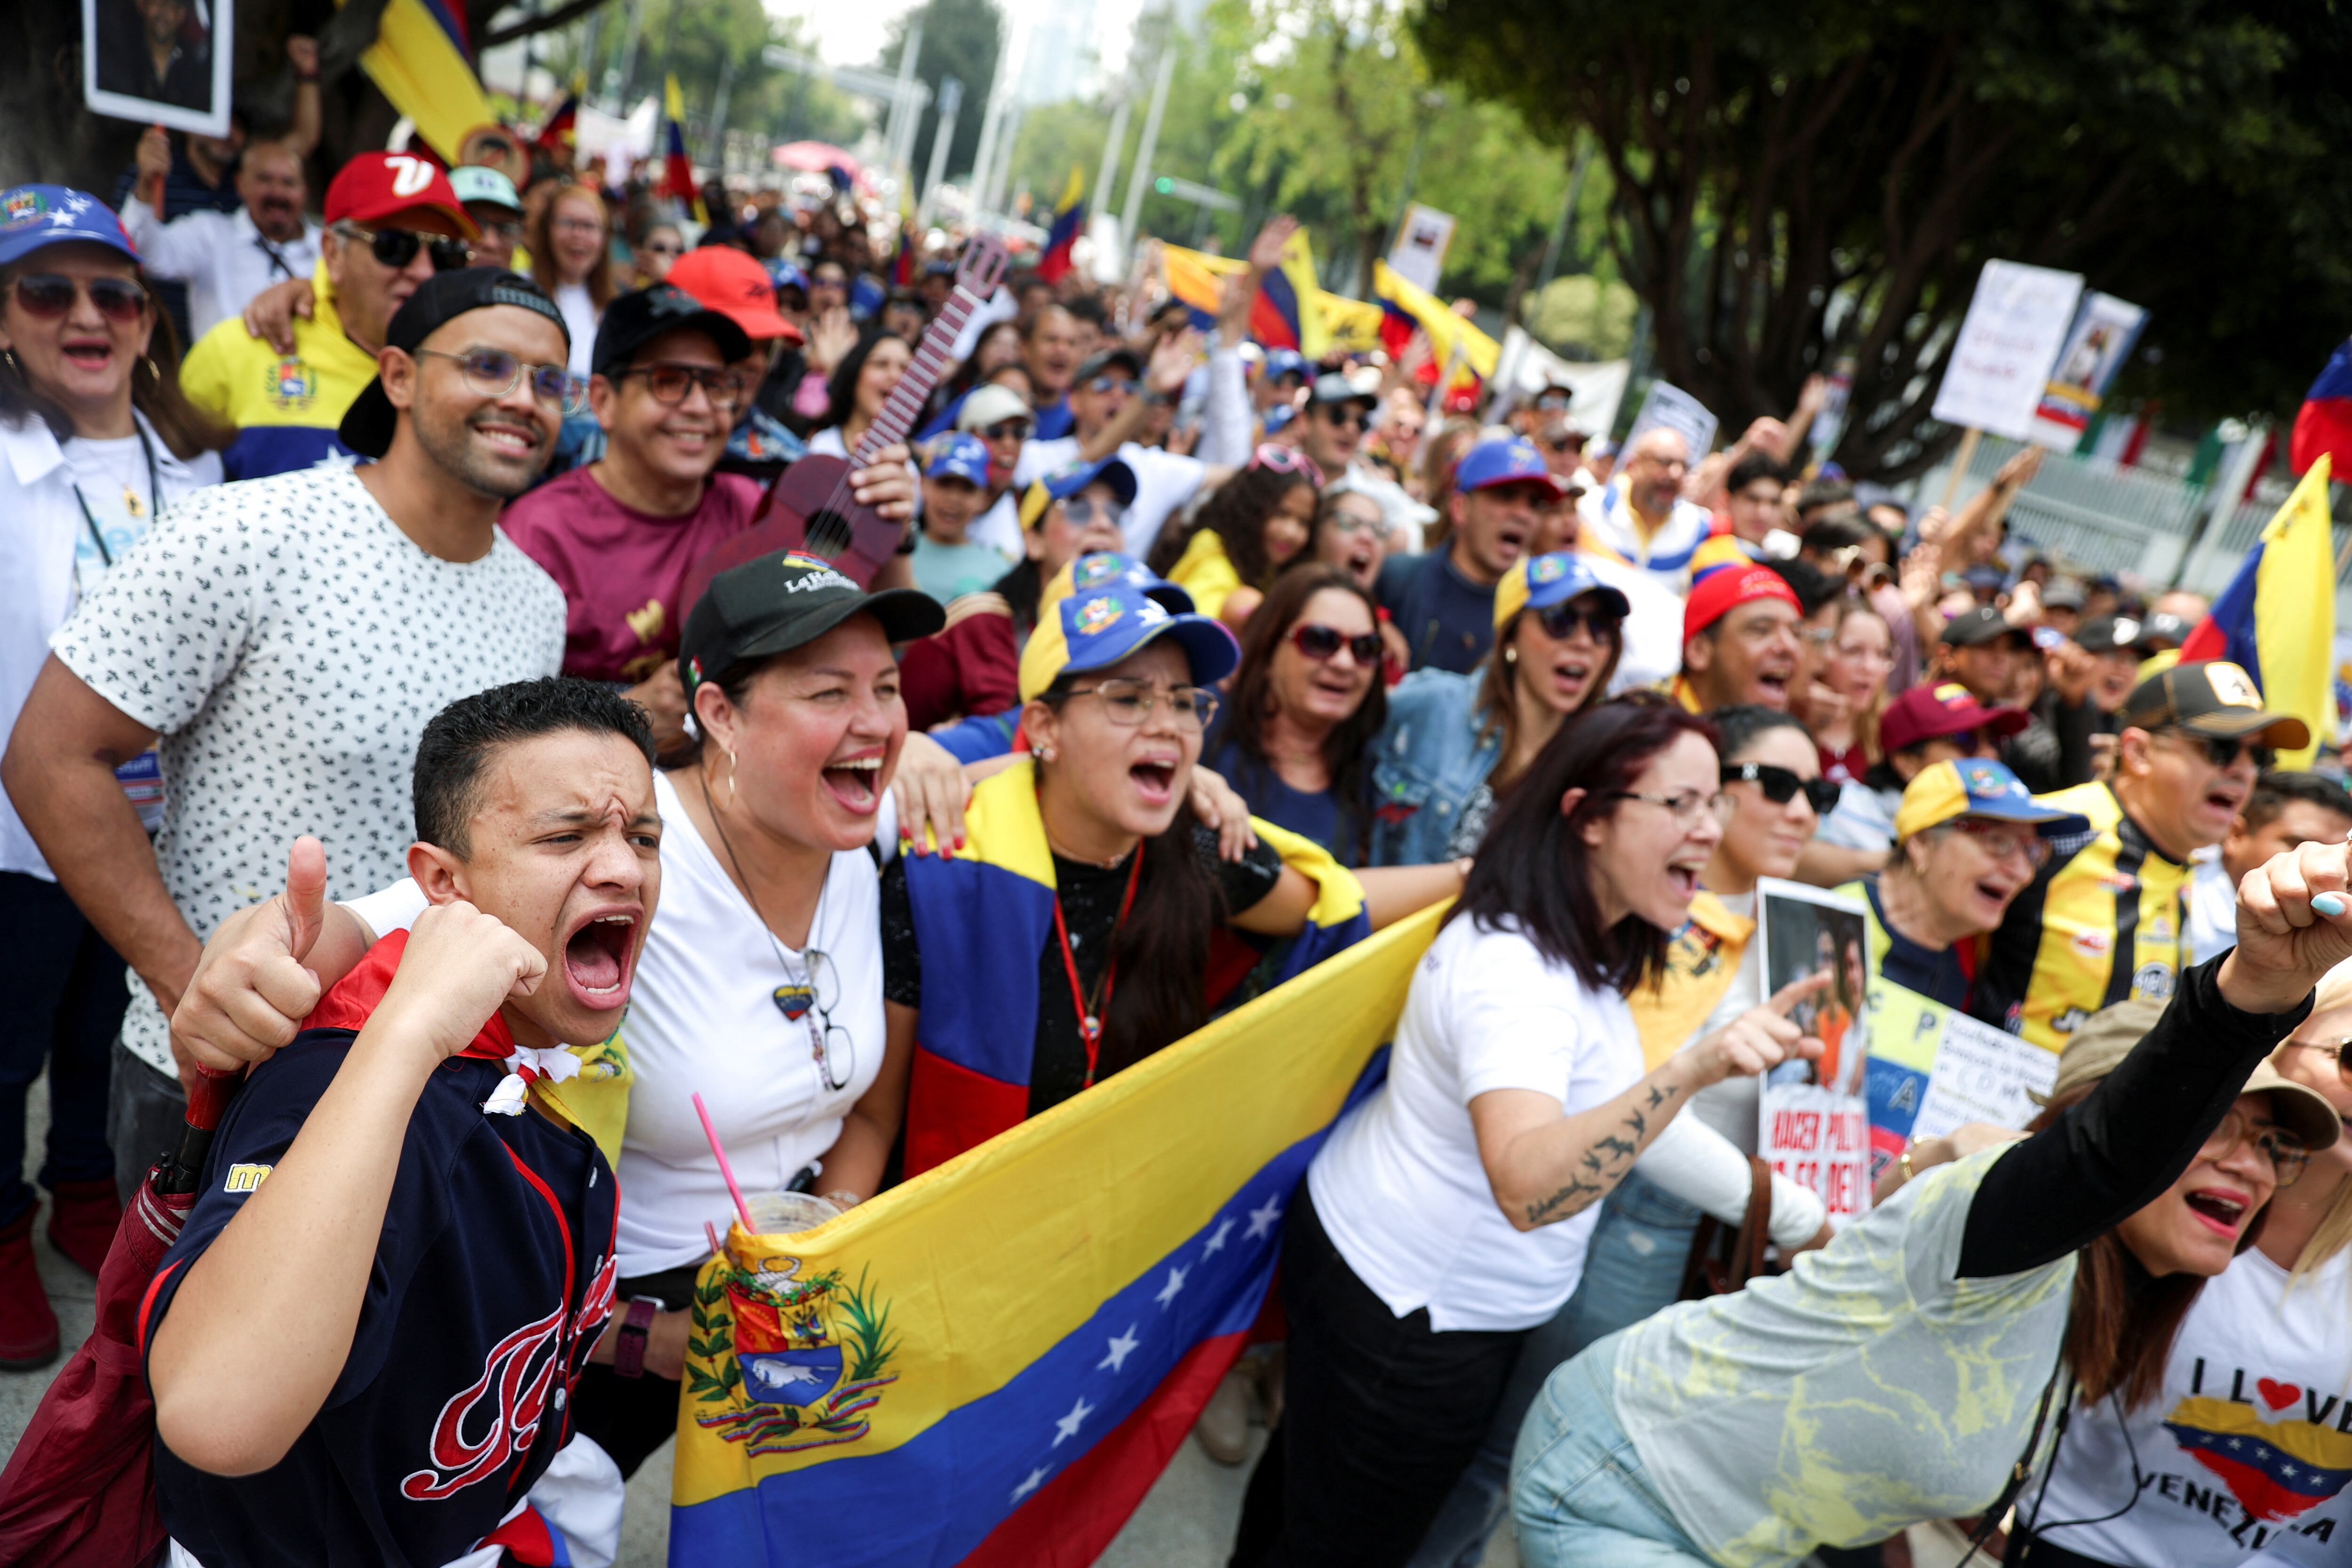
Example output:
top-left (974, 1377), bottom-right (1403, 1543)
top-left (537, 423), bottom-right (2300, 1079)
top-left (0, 1205), bottom-right (60, 1370)
top-left (46, 1178), bottom-right (123, 1276)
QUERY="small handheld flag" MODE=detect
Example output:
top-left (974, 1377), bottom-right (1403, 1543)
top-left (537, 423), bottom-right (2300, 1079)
top-left (1037, 166), bottom-right (1086, 284)
top-left (662, 75), bottom-right (707, 224)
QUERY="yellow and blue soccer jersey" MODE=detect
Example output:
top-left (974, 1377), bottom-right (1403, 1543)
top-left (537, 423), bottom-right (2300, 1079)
top-left (178, 264), bottom-right (378, 481)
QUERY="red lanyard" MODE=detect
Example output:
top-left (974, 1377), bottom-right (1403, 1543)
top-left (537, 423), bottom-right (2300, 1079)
top-left (1050, 842), bottom-right (1144, 1087)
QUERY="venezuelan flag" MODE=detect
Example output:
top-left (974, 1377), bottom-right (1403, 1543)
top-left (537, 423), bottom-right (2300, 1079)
top-left (1038, 166), bottom-right (1086, 283)
top-left (534, 82), bottom-right (580, 153)
top-left (341, 0), bottom-right (493, 163)
top-left (2292, 338), bottom-right (2352, 476)
top-left (1317, 289), bottom-right (1385, 354)
top-left (1160, 242), bottom-right (1243, 332)
top-left (661, 75), bottom-right (706, 223)
top-left (670, 898), bottom-right (1441, 1564)
top-left (2179, 455), bottom-right (2336, 768)
top-left (1250, 225), bottom-right (1326, 358)
top-left (1374, 258), bottom-right (1497, 383)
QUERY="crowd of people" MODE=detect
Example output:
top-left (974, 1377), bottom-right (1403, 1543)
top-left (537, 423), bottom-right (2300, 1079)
top-left (1, 91), bottom-right (2349, 1568)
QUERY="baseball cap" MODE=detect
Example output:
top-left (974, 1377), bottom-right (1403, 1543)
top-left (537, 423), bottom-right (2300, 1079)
top-left (0, 186), bottom-right (140, 268)
top-left (1307, 370), bottom-right (1379, 408)
top-left (1892, 758), bottom-right (2091, 842)
top-left (924, 433), bottom-right (990, 487)
top-left (1018, 455), bottom-right (1139, 531)
top-left (590, 283), bottom-right (752, 379)
top-left (337, 268), bottom-right (572, 459)
top-left (1263, 404), bottom-right (1299, 436)
top-left (1493, 551), bottom-right (1631, 633)
top-left (1878, 681), bottom-right (2032, 754)
top-left (447, 166), bottom-right (521, 213)
top-left (956, 383), bottom-right (1033, 434)
top-left (680, 550), bottom-right (946, 704)
top-left (1683, 563), bottom-right (1801, 644)
top-left (1017, 579), bottom-right (1240, 703)
top-left (1264, 348), bottom-right (1309, 381)
top-left (2075, 615), bottom-right (2138, 655)
top-left (2041, 578), bottom-right (2087, 611)
top-left (1961, 563), bottom-right (2008, 593)
top-left (1454, 436), bottom-right (1569, 501)
top-left (323, 153), bottom-right (475, 238)
top-left (1940, 606), bottom-right (2034, 648)
top-left (2034, 998), bottom-right (2341, 1154)
top-left (665, 245), bottom-right (801, 343)
top-left (1038, 551), bottom-right (1197, 632)
top-left (2136, 611), bottom-right (2195, 651)
top-left (1073, 347), bottom-right (1144, 387)
top-left (2119, 660), bottom-right (2310, 750)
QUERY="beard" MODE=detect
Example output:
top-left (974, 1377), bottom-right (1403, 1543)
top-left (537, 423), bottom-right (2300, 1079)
top-left (409, 399), bottom-right (551, 500)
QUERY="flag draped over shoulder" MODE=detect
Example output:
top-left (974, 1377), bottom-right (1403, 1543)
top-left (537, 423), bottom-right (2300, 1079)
top-left (2179, 455), bottom-right (2337, 768)
top-left (1375, 259), bottom-right (1497, 381)
top-left (1038, 166), bottom-right (1086, 283)
top-left (669, 901), bottom-right (1443, 1566)
top-left (661, 75), bottom-right (706, 222)
top-left (341, 0), bottom-right (493, 163)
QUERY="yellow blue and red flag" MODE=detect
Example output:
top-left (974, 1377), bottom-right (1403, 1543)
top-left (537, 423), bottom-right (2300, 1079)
top-left (2179, 454), bottom-right (2336, 768)
top-left (534, 81), bottom-right (580, 154)
top-left (341, 0), bottom-right (494, 163)
top-left (2292, 339), bottom-right (2352, 477)
top-left (1373, 259), bottom-right (1497, 385)
top-left (1038, 166), bottom-right (1086, 283)
top-left (669, 818), bottom-right (1429, 1566)
top-left (1160, 239), bottom-right (1354, 360)
top-left (661, 75), bottom-right (706, 222)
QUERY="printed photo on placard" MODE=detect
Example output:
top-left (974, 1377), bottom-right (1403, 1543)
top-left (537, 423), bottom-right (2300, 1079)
top-left (84, 0), bottom-right (233, 138)
top-left (1757, 878), bottom-right (1872, 1096)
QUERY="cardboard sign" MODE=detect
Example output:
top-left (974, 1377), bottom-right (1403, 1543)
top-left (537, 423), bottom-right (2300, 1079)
top-left (1756, 879), bottom-right (1872, 1227)
top-left (83, 0), bottom-right (233, 137)
top-left (1385, 203), bottom-right (1456, 296)
top-left (1863, 979), bottom-right (2059, 1181)
top-left (1626, 380), bottom-right (1719, 462)
top-left (1931, 260), bottom-right (2085, 441)
top-left (2027, 291), bottom-right (2149, 451)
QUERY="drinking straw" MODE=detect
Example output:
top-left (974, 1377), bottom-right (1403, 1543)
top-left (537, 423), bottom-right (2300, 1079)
top-left (692, 1091), bottom-right (756, 1235)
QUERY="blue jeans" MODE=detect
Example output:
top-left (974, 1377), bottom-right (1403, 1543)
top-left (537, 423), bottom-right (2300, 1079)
top-left (1408, 1171), bottom-right (1702, 1568)
top-left (1510, 1330), bottom-right (1714, 1567)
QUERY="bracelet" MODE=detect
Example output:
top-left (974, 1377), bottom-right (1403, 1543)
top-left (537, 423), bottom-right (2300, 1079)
top-left (613, 1295), bottom-right (660, 1378)
top-left (1898, 1148), bottom-right (1917, 1187)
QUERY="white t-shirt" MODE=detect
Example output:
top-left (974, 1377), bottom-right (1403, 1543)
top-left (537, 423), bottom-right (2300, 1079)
top-left (553, 283), bottom-right (600, 379)
top-left (1014, 436), bottom-right (1207, 563)
top-left (969, 490), bottom-right (1023, 562)
top-left (1306, 912), bottom-right (1645, 1332)
top-left (2026, 1244), bottom-right (2352, 1566)
top-left (807, 426), bottom-right (924, 520)
top-left (52, 466), bottom-right (566, 1077)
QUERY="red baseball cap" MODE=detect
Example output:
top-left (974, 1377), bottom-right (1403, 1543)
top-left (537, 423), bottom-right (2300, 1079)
top-left (665, 246), bottom-right (803, 345)
top-left (323, 153), bottom-right (476, 239)
top-left (1682, 563), bottom-right (1800, 644)
top-left (1878, 680), bottom-right (2031, 754)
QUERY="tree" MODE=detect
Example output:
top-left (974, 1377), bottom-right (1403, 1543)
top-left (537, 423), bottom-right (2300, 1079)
top-left (552, 0), bottom-right (864, 156)
top-left (881, 0), bottom-right (1003, 182)
top-left (1418, 0), bottom-right (2352, 478)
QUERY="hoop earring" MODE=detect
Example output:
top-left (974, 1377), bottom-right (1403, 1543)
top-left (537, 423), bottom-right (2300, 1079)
top-left (715, 747), bottom-right (739, 812)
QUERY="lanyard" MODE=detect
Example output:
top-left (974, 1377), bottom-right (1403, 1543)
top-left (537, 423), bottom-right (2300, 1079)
top-left (67, 420), bottom-right (163, 578)
top-left (1050, 842), bottom-right (1144, 1086)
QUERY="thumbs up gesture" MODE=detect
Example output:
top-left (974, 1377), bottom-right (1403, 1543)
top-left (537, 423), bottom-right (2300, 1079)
top-left (172, 837), bottom-right (336, 1074)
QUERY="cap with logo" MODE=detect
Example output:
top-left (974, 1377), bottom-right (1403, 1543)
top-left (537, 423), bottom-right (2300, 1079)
top-left (1940, 605), bottom-right (2033, 648)
top-left (1073, 347), bottom-right (1144, 387)
top-left (1019, 455), bottom-right (1139, 531)
top-left (336, 268), bottom-right (572, 459)
top-left (2041, 578), bottom-right (2088, 611)
top-left (1454, 436), bottom-right (1568, 501)
top-left (924, 433), bottom-right (990, 487)
top-left (2119, 660), bottom-right (2310, 750)
top-left (1877, 681), bottom-right (2032, 754)
top-left (1264, 348), bottom-right (1309, 381)
top-left (1307, 369), bottom-right (1380, 408)
top-left (2033, 998), bottom-right (2342, 1154)
top-left (1039, 551), bottom-right (1196, 632)
top-left (2136, 611), bottom-right (2194, 651)
top-left (1683, 562), bottom-right (1802, 644)
top-left (0, 186), bottom-right (140, 269)
top-left (590, 283), bottom-right (753, 380)
top-left (447, 166), bottom-right (522, 214)
top-left (2074, 615), bottom-right (2138, 655)
top-left (680, 550), bottom-right (946, 704)
top-left (1017, 579), bottom-right (1240, 703)
top-left (956, 383), bottom-right (1033, 435)
top-left (1493, 551), bottom-right (1631, 633)
top-left (1892, 758), bottom-right (2091, 842)
top-left (664, 245), bottom-right (802, 344)
top-left (324, 153), bottom-right (475, 238)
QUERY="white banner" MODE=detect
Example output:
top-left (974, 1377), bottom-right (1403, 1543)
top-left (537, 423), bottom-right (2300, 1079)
top-left (1385, 203), bottom-right (1456, 296)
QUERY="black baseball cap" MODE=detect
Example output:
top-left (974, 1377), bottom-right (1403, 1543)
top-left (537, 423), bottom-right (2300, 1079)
top-left (1308, 369), bottom-right (1379, 408)
top-left (1073, 346), bottom-right (1144, 386)
top-left (2136, 610), bottom-right (2194, 652)
top-left (590, 284), bottom-right (752, 380)
top-left (679, 550), bottom-right (945, 703)
top-left (337, 268), bottom-right (571, 459)
top-left (2074, 614), bottom-right (2138, 654)
top-left (1939, 606), bottom-right (2033, 649)
top-left (2120, 659), bottom-right (2310, 750)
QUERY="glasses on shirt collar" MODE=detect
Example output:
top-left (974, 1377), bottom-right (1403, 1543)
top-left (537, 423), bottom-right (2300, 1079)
top-left (1720, 762), bottom-right (1840, 815)
top-left (772, 948), bottom-right (855, 1092)
top-left (334, 222), bottom-right (473, 273)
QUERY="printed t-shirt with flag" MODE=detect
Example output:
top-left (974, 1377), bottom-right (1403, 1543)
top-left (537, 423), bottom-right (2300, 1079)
top-left (140, 931), bottom-right (619, 1568)
top-left (178, 263), bottom-right (377, 480)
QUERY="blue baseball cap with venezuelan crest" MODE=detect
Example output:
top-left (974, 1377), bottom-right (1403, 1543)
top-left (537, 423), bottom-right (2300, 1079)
top-left (0, 186), bottom-right (141, 269)
top-left (924, 433), bottom-right (991, 486)
top-left (1019, 453), bottom-right (1139, 531)
top-left (1018, 580), bottom-right (1238, 703)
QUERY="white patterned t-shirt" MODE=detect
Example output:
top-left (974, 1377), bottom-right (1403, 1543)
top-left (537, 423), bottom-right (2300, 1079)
top-left (52, 465), bottom-right (566, 1078)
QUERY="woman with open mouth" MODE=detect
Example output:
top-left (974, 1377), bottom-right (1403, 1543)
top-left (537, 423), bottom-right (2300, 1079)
top-left (1153, 444), bottom-right (1323, 627)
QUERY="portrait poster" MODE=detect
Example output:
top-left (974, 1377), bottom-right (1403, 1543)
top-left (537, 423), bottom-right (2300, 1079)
top-left (1755, 878), bottom-right (1872, 1226)
top-left (85, 0), bottom-right (234, 137)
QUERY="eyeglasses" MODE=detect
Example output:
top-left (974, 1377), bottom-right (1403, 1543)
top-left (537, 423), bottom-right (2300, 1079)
top-left (1720, 762), bottom-right (1840, 815)
top-left (639, 238), bottom-right (682, 257)
top-left (414, 347), bottom-right (586, 414)
top-left (1085, 375), bottom-right (1139, 397)
top-left (9, 274), bottom-right (149, 323)
top-left (2199, 1105), bottom-right (2310, 1188)
top-left (1060, 497), bottom-right (1125, 528)
top-left (1290, 623), bottom-right (1383, 665)
top-left (1322, 505), bottom-right (1385, 537)
top-left (1947, 817), bottom-right (2055, 869)
top-left (615, 361), bottom-right (745, 410)
top-left (772, 948), bottom-right (855, 1092)
top-left (1531, 602), bottom-right (1622, 644)
top-left (1317, 405), bottom-right (1374, 431)
top-left (811, 273), bottom-right (849, 291)
top-left (2162, 728), bottom-right (2276, 773)
top-left (1532, 391), bottom-right (1573, 411)
top-left (552, 214), bottom-right (605, 237)
top-left (1249, 443), bottom-right (1326, 487)
top-left (980, 419), bottom-right (1034, 442)
top-left (337, 223), bottom-right (473, 273)
top-left (1057, 678), bottom-right (1219, 731)
top-left (1608, 788), bottom-right (1733, 828)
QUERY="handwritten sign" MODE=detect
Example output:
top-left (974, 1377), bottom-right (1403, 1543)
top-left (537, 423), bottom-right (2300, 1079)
top-left (1863, 979), bottom-right (2059, 1180)
top-left (1762, 1083), bottom-right (1872, 1227)
top-left (1930, 260), bottom-right (2085, 441)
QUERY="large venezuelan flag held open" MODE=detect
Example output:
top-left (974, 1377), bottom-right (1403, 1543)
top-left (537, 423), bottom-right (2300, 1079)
top-left (2179, 454), bottom-right (2338, 768)
top-left (668, 902), bottom-right (1446, 1564)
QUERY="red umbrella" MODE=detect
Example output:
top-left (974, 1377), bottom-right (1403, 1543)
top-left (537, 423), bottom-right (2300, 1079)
top-left (0, 1069), bottom-right (237, 1567)
top-left (771, 140), bottom-right (870, 190)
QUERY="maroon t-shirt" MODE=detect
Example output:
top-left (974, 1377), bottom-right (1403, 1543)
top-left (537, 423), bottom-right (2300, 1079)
top-left (500, 468), bottom-right (763, 682)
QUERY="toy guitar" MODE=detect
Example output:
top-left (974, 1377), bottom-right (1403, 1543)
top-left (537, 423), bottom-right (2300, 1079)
top-left (683, 235), bottom-right (1011, 602)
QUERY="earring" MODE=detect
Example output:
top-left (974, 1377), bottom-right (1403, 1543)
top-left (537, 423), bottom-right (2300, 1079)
top-left (143, 356), bottom-right (159, 381)
top-left (715, 747), bottom-right (739, 811)
top-left (1502, 647), bottom-right (1518, 664)
top-left (1036, 745), bottom-right (1054, 763)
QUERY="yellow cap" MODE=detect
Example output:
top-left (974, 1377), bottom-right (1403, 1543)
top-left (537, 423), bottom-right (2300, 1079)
top-left (1891, 758), bottom-right (2090, 842)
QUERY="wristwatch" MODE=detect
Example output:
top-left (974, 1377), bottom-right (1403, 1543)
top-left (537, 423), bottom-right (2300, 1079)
top-left (614, 1296), bottom-right (660, 1379)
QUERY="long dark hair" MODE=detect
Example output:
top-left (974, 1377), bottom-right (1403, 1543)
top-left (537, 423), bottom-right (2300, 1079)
top-left (1147, 462), bottom-right (1313, 581)
top-left (822, 323), bottom-right (909, 433)
top-left (1448, 694), bottom-right (1719, 994)
top-left (1477, 594), bottom-right (1625, 789)
top-left (1221, 565), bottom-right (1385, 861)
top-left (0, 261), bottom-right (232, 460)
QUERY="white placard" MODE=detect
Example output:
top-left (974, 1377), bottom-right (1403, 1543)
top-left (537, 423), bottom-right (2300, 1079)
top-left (83, 0), bottom-right (233, 138)
top-left (1626, 380), bottom-right (1719, 460)
top-left (1931, 259), bottom-right (2085, 441)
top-left (2026, 290), bottom-right (2149, 451)
top-left (1385, 203), bottom-right (1455, 296)
top-left (1755, 878), bottom-right (1873, 1227)
top-left (1907, 1007), bottom-right (2058, 1140)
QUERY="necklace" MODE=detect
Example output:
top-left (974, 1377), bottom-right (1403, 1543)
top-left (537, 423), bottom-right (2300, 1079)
top-left (698, 769), bottom-right (840, 1085)
top-left (68, 420), bottom-right (162, 538)
top-left (1050, 843), bottom-right (1144, 1085)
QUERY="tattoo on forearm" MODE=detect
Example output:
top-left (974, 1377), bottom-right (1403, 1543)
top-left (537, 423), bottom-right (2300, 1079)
top-left (1524, 1080), bottom-right (1683, 1227)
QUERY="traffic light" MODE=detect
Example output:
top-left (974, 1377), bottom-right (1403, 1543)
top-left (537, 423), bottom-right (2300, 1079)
top-left (1153, 175), bottom-right (1174, 195)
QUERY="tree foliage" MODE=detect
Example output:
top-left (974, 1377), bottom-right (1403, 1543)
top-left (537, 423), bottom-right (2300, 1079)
top-left (552, 0), bottom-right (864, 156)
top-left (1418, 0), bottom-right (2352, 478)
top-left (881, 0), bottom-right (1003, 182)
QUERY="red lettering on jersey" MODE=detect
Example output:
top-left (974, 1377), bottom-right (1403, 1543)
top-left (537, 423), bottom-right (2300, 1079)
top-left (400, 1301), bottom-right (566, 1501)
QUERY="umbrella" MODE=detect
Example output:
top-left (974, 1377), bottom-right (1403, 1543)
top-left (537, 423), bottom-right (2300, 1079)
top-left (771, 141), bottom-right (870, 191)
top-left (0, 1069), bottom-right (237, 1567)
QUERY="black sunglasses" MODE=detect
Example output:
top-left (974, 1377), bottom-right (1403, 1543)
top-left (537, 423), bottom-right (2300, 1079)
top-left (1722, 762), bottom-right (1841, 815)
top-left (10, 274), bottom-right (148, 323)
top-left (2169, 729), bottom-right (2276, 772)
top-left (1291, 623), bottom-right (1383, 665)
top-left (342, 223), bottom-right (473, 273)
top-left (1318, 405), bottom-right (1374, 431)
top-left (1532, 602), bottom-right (1621, 643)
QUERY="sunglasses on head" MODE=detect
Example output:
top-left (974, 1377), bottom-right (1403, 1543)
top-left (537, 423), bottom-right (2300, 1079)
top-left (1249, 443), bottom-right (1326, 487)
top-left (2166, 729), bottom-right (2275, 772)
top-left (1290, 623), bottom-right (1383, 665)
top-left (1531, 601), bottom-right (1621, 643)
top-left (1721, 761), bottom-right (1841, 815)
top-left (339, 224), bottom-right (473, 273)
top-left (9, 274), bottom-right (148, 323)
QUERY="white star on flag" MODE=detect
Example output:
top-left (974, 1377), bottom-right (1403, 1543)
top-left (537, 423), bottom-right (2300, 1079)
top-left (1245, 1195), bottom-right (1284, 1241)
top-left (1202, 1217), bottom-right (1235, 1256)
top-left (1011, 1465), bottom-right (1050, 1502)
top-left (1100, 1325), bottom-right (1140, 1373)
top-left (1052, 1395), bottom-right (1096, 1447)
top-left (1154, 1265), bottom-right (1188, 1307)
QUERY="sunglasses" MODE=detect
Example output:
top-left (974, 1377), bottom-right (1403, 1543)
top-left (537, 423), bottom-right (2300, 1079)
top-left (1721, 762), bottom-right (1840, 815)
top-left (615, 361), bottom-right (745, 409)
top-left (1086, 375), bottom-right (1140, 396)
top-left (1531, 602), bottom-right (1621, 643)
top-left (339, 224), bottom-right (473, 273)
top-left (1290, 623), bottom-right (1383, 665)
top-left (1061, 497), bottom-right (1125, 527)
top-left (2165, 729), bottom-right (2276, 772)
top-left (1317, 405), bottom-right (1374, 431)
top-left (415, 347), bottom-right (586, 414)
top-left (10, 274), bottom-right (148, 323)
top-left (1249, 443), bottom-right (1326, 487)
top-left (981, 419), bottom-right (1034, 442)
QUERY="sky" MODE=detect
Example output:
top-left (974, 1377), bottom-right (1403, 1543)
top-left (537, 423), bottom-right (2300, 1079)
top-left (769, 0), bottom-right (1141, 84)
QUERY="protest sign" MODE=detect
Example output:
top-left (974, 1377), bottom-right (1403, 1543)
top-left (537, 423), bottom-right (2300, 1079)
top-left (2027, 291), bottom-right (2149, 451)
top-left (1627, 380), bottom-right (1719, 461)
top-left (83, 0), bottom-right (233, 137)
top-left (1385, 203), bottom-right (1456, 296)
top-left (1863, 979), bottom-right (2059, 1181)
top-left (1489, 329), bottom-right (1629, 435)
top-left (1930, 259), bottom-right (2085, 442)
top-left (1755, 879), bottom-right (1872, 1226)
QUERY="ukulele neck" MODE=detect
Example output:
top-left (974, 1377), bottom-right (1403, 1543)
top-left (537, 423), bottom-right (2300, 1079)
top-left (849, 290), bottom-right (982, 468)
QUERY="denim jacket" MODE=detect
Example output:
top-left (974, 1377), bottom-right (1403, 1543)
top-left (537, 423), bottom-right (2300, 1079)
top-left (1365, 668), bottom-right (1504, 867)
